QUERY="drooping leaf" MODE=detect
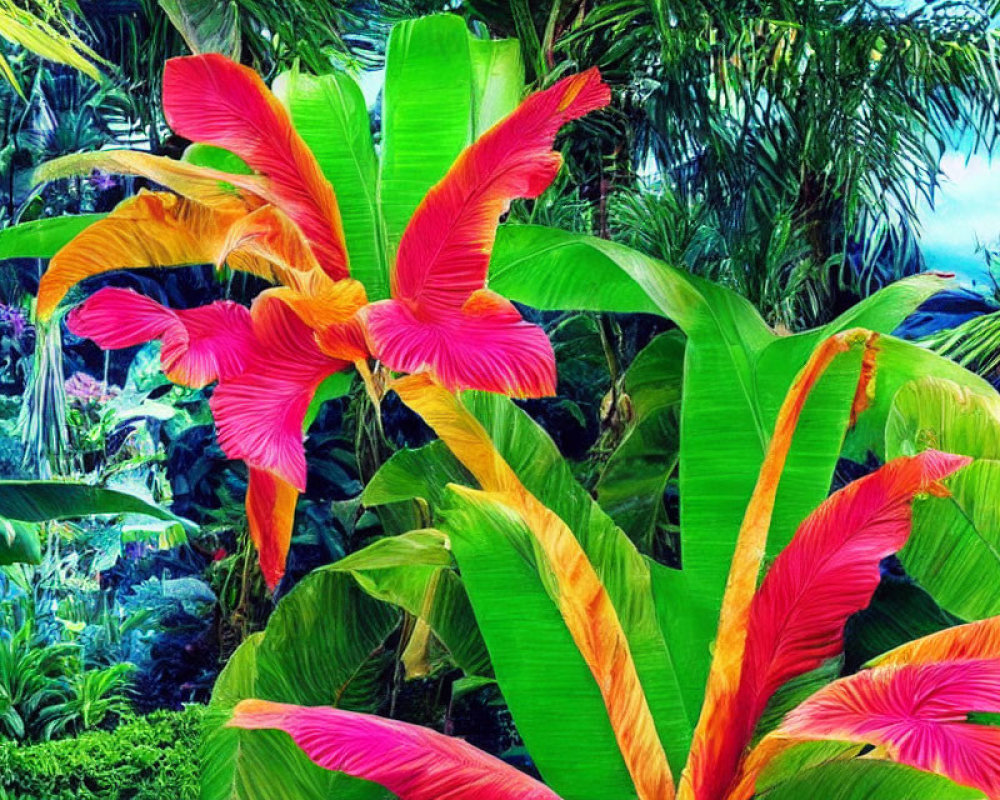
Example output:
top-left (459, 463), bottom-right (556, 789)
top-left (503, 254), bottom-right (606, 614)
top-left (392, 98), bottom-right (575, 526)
top-left (158, 0), bottom-right (241, 59)
top-left (35, 192), bottom-right (244, 321)
top-left (200, 571), bottom-right (398, 800)
top-left (0, 4), bottom-right (106, 83)
top-left (0, 480), bottom-right (194, 531)
top-left (886, 377), bottom-right (1000, 619)
top-left (228, 700), bottom-right (560, 800)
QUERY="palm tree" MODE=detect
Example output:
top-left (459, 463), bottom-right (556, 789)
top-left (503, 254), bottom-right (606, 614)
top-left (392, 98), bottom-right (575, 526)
top-left (471, 0), bottom-right (1000, 328)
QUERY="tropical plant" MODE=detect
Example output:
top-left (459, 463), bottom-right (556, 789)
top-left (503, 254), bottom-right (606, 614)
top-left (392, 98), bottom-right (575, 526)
top-left (37, 662), bottom-right (134, 739)
top-left (0, 615), bottom-right (77, 741)
top-left (6, 11), bottom-right (1000, 797)
top-left (218, 334), bottom-right (1000, 799)
top-left (0, 1), bottom-right (106, 101)
top-left (480, 0), bottom-right (1000, 328)
top-left (8, 13), bottom-right (590, 591)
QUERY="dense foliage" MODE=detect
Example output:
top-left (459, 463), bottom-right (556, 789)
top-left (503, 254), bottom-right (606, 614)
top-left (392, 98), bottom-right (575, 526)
top-left (0, 705), bottom-right (203, 799)
top-left (3, 2), bottom-right (1000, 800)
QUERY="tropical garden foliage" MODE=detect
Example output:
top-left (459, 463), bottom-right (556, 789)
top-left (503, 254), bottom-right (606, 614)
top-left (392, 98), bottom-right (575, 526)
top-left (3, 1), bottom-right (1000, 799)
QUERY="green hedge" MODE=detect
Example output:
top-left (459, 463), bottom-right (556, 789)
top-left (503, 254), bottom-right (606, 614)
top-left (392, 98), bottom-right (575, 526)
top-left (0, 705), bottom-right (203, 799)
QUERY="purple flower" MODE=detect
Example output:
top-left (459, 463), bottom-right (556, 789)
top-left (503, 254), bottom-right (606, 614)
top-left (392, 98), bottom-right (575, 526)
top-left (0, 304), bottom-right (29, 339)
top-left (88, 170), bottom-right (118, 192)
top-left (65, 371), bottom-right (117, 403)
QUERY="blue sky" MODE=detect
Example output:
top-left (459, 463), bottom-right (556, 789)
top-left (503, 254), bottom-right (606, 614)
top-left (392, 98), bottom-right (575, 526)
top-left (920, 149), bottom-right (1000, 288)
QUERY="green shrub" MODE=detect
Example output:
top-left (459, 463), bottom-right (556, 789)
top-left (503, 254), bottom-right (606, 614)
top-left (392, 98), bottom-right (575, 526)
top-left (0, 705), bottom-right (203, 799)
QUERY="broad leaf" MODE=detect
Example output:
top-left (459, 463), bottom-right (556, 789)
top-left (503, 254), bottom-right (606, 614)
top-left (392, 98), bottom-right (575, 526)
top-left (0, 215), bottom-right (107, 260)
top-left (379, 15), bottom-right (523, 254)
top-left (490, 223), bottom-right (980, 711)
top-left (379, 14), bottom-right (476, 253)
top-left (201, 571), bottom-right (397, 800)
top-left (886, 377), bottom-right (1000, 618)
top-left (159, 0), bottom-right (240, 59)
top-left (371, 388), bottom-right (696, 786)
top-left (274, 69), bottom-right (387, 299)
top-left (469, 37), bottom-right (524, 136)
top-left (439, 488), bottom-right (640, 799)
top-left (0, 480), bottom-right (194, 531)
top-left (759, 761), bottom-right (984, 800)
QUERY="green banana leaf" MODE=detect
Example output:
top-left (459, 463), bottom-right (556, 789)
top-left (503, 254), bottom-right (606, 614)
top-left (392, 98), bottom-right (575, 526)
top-left (379, 14), bottom-right (523, 262)
top-left (490, 223), bottom-right (979, 713)
top-left (885, 376), bottom-right (1000, 619)
top-left (200, 571), bottom-right (397, 800)
top-left (0, 480), bottom-right (195, 532)
top-left (0, 214), bottom-right (106, 260)
top-left (274, 68), bottom-right (387, 299)
top-left (758, 760), bottom-right (983, 799)
top-left (0, 519), bottom-right (42, 565)
top-left (439, 488), bottom-right (638, 799)
top-left (367, 392), bottom-right (696, 786)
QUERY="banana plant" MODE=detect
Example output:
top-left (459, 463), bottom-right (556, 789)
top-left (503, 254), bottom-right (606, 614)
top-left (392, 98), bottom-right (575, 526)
top-left (0, 478), bottom-right (194, 565)
top-left (220, 335), bottom-right (1000, 800)
top-left (10, 15), bottom-right (593, 589)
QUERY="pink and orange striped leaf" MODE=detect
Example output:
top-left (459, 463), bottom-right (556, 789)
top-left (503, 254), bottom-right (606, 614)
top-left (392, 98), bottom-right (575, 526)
top-left (63, 287), bottom-right (311, 588)
top-left (210, 294), bottom-right (350, 494)
top-left (871, 615), bottom-right (1000, 668)
top-left (36, 191), bottom-right (250, 321)
top-left (245, 468), bottom-right (299, 590)
top-left (66, 287), bottom-right (256, 389)
top-left (228, 699), bottom-right (562, 800)
top-left (746, 658), bottom-right (1000, 799)
top-left (741, 450), bottom-right (970, 717)
top-left (705, 451), bottom-right (969, 798)
top-left (163, 54), bottom-right (350, 280)
top-left (364, 69), bottom-right (610, 397)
